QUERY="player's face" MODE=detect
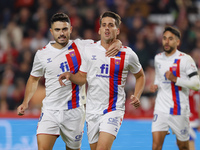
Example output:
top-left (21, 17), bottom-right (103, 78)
top-left (98, 17), bottom-right (119, 43)
top-left (50, 21), bottom-right (72, 48)
top-left (162, 31), bottom-right (180, 54)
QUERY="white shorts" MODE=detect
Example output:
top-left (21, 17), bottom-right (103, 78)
top-left (189, 120), bottom-right (199, 141)
top-left (37, 106), bottom-right (85, 149)
top-left (152, 110), bottom-right (189, 141)
top-left (86, 110), bottom-right (124, 144)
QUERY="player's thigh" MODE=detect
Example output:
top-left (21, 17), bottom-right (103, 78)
top-left (61, 107), bottom-right (85, 149)
top-left (96, 132), bottom-right (115, 150)
top-left (65, 145), bottom-right (80, 150)
top-left (37, 134), bottom-right (58, 150)
top-left (86, 114), bottom-right (101, 144)
top-left (37, 110), bottom-right (60, 135)
top-left (189, 120), bottom-right (199, 141)
top-left (152, 111), bottom-right (169, 149)
top-left (86, 110), bottom-right (124, 145)
top-left (188, 140), bottom-right (195, 150)
top-left (99, 110), bottom-right (124, 137)
top-left (89, 143), bottom-right (97, 150)
top-left (176, 139), bottom-right (189, 150)
top-left (152, 110), bottom-right (169, 132)
top-left (152, 131), bottom-right (168, 146)
top-left (169, 115), bottom-right (190, 141)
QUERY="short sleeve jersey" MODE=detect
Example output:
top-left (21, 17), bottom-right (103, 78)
top-left (31, 39), bottom-right (93, 110)
top-left (79, 42), bottom-right (142, 114)
top-left (154, 50), bottom-right (198, 115)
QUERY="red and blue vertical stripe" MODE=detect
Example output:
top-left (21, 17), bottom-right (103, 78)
top-left (65, 42), bottom-right (81, 109)
top-left (170, 59), bottom-right (181, 115)
top-left (103, 51), bottom-right (125, 114)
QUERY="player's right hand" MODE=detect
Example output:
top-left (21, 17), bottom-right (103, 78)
top-left (130, 95), bottom-right (140, 109)
top-left (150, 84), bottom-right (158, 93)
top-left (17, 103), bottom-right (28, 116)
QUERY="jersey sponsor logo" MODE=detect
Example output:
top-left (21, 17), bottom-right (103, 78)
top-left (91, 55), bottom-right (96, 60)
top-left (75, 133), bottom-right (82, 141)
top-left (47, 58), bottom-right (52, 63)
top-left (60, 61), bottom-right (69, 72)
top-left (179, 53), bottom-right (184, 56)
top-left (96, 64), bottom-right (111, 78)
top-left (107, 117), bottom-right (119, 127)
top-left (180, 127), bottom-right (188, 135)
top-left (190, 64), bottom-right (197, 72)
top-left (40, 46), bottom-right (46, 50)
top-left (158, 64), bottom-right (161, 69)
top-left (100, 64), bottom-right (109, 74)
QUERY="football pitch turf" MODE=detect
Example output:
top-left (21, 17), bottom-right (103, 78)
top-left (0, 119), bottom-right (199, 150)
top-left (59, 119), bottom-right (200, 150)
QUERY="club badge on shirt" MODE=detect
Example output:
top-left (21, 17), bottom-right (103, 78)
top-left (115, 56), bottom-right (121, 65)
top-left (68, 49), bottom-right (75, 57)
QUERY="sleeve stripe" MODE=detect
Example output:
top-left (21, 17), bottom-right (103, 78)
top-left (188, 72), bottom-right (198, 78)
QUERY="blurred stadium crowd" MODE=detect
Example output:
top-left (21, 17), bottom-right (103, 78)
top-left (1, 0), bottom-right (200, 118)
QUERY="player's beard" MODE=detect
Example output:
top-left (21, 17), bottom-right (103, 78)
top-left (56, 35), bottom-right (69, 46)
top-left (163, 45), bottom-right (174, 54)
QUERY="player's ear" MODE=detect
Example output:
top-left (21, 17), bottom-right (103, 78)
top-left (117, 28), bottom-right (120, 35)
top-left (177, 38), bottom-right (180, 46)
top-left (70, 26), bottom-right (73, 34)
top-left (98, 28), bottom-right (100, 35)
top-left (50, 28), bottom-right (53, 35)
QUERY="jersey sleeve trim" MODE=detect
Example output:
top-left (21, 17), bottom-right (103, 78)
top-left (79, 70), bottom-right (87, 74)
top-left (188, 72), bottom-right (198, 78)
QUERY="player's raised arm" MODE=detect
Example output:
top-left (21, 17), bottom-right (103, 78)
top-left (106, 39), bottom-right (122, 57)
top-left (59, 71), bottom-right (87, 86)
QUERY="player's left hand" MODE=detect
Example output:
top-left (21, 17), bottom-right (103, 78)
top-left (165, 71), bottom-right (177, 82)
top-left (106, 39), bottom-right (122, 57)
top-left (58, 72), bottom-right (71, 86)
top-left (129, 95), bottom-right (140, 109)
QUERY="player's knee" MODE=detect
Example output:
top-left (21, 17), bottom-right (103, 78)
top-left (177, 140), bottom-right (189, 150)
top-left (96, 144), bottom-right (111, 150)
top-left (38, 146), bottom-right (52, 150)
top-left (152, 143), bottom-right (162, 150)
top-left (177, 144), bottom-right (189, 150)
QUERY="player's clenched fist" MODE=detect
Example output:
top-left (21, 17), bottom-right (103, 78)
top-left (129, 95), bottom-right (140, 108)
top-left (150, 84), bottom-right (158, 93)
top-left (17, 103), bottom-right (28, 116)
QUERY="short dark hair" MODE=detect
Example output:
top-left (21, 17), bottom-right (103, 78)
top-left (163, 26), bottom-right (181, 39)
top-left (99, 11), bottom-right (121, 28)
top-left (50, 13), bottom-right (71, 26)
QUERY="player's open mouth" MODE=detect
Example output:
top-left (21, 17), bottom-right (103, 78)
top-left (105, 32), bottom-right (110, 36)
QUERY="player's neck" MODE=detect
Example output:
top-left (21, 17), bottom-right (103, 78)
top-left (164, 49), bottom-right (176, 57)
top-left (101, 39), bottom-right (115, 50)
top-left (51, 42), bottom-right (68, 49)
